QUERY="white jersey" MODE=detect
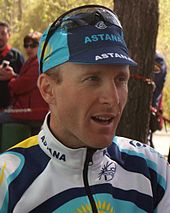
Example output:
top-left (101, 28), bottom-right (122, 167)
top-left (0, 114), bottom-right (170, 213)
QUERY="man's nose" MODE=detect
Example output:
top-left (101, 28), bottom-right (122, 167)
top-left (99, 81), bottom-right (120, 106)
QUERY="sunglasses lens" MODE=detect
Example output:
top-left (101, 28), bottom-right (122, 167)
top-left (57, 6), bottom-right (122, 31)
top-left (24, 43), bottom-right (38, 48)
top-left (24, 44), bottom-right (28, 48)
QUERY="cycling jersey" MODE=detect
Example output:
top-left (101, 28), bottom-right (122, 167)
top-left (0, 113), bottom-right (170, 213)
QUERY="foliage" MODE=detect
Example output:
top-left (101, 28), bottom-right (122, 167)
top-left (0, 0), bottom-right (113, 57)
top-left (157, 0), bottom-right (170, 120)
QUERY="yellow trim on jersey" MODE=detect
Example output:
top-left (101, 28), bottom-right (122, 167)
top-left (8, 135), bottom-right (38, 150)
top-left (0, 162), bottom-right (6, 184)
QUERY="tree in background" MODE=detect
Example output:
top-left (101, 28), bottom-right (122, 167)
top-left (0, 0), bottom-right (169, 135)
top-left (114, 0), bottom-right (159, 143)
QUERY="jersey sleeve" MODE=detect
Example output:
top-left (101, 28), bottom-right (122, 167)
top-left (0, 151), bottom-right (25, 213)
top-left (156, 161), bottom-right (170, 212)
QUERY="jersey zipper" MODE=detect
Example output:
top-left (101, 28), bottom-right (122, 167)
top-left (83, 148), bottom-right (98, 213)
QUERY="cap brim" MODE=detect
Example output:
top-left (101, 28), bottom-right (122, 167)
top-left (69, 46), bottom-right (137, 66)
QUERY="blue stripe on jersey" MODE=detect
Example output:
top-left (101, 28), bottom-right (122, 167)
top-left (107, 142), bottom-right (151, 177)
top-left (30, 183), bottom-right (153, 213)
top-left (149, 169), bottom-right (165, 209)
top-left (93, 183), bottom-right (153, 213)
top-left (30, 187), bottom-right (87, 212)
top-left (7, 145), bottom-right (50, 213)
top-left (111, 141), bottom-right (166, 190)
top-left (0, 151), bottom-right (25, 213)
top-left (107, 138), bottom-right (166, 209)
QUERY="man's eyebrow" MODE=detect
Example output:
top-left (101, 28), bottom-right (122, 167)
top-left (117, 69), bottom-right (130, 74)
top-left (80, 69), bottom-right (101, 75)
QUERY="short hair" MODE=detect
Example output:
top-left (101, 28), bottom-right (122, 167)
top-left (24, 31), bottom-right (42, 45)
top-left (0, 21), bottom-right (10, 33)
top-left (45, 66), bottom-right (63, 84)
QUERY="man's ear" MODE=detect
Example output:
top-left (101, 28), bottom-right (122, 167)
top-left (37, 74), bottom-right (55, 104)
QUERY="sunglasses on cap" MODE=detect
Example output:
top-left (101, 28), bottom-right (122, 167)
top-left (24, 43), bottom-right (38, 49)
top-left (39, 4), bottom-right (122, 73)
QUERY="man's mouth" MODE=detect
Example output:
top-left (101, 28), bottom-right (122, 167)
top-left (91, 115), bottom-right (114, 125)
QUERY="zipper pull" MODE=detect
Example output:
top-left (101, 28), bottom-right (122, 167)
top-left (85, 148), bottom-right (96, 166)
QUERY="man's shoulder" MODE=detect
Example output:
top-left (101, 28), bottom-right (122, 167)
top-left (0, 135), bottom-right (50, 184)
top-left (111, 136), bottom-right (164, 160)
top-left (107, 136), bottom-right (168, 173)
top-left (0, 136), bottom-right (38, 187)
top-left (10, 135), bottom-right (38, 149)
top-left (9, 47), bottom-right (24, 57)
top-left (0, 135), bottom-right (39, 160)
top-left (4, 47), bottom-right (24, 67)
top-left (0, 135), bottom-right (50, 211)
top-left (107, 136), bottom-right (169, 190)
top-left (0, 135), bottom-right (38, 159)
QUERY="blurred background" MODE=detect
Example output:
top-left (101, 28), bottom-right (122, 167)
top-left (0, 0), bottom-right (169, 121)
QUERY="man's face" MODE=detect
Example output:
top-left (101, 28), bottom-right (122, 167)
top-left (0, 26), bottom-right (10, 50)
top-left (45, 63), bottom-right (129, 149)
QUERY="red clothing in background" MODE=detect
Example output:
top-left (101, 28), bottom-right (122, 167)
top-left (9, 56), bottom-right (48, 121)
top-left (0, 44), bottom-right (25, 108)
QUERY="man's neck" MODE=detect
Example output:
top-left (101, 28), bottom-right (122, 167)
top-left (0, 44), bottom-right (11, 57)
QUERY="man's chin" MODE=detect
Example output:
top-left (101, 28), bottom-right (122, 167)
top-left (88, 137), bottom-right (113, 149)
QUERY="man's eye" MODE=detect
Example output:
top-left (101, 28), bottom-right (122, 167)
top-left (117, 75), bottom-right (129, 82)
top-left (86, 76), bottom-right (100, 81)
top-left (118, 76), bottom-right (126, 82)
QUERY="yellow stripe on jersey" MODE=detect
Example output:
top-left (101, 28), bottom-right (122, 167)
top-left (8, 135), bottom-right (38, 150)
top-left (0, 162), bottom-right (6, 185)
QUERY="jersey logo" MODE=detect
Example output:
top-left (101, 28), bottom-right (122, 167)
top-left (95, 21), bottom-right (107, 29)
top-left (72, 200), bottom-right (114, 213)
top-left (41, 135), bottom-right (66, 162)
top-left (98, 161), bottom-right (116, 181)
top-left (47, 147), bottom-right (66, 161)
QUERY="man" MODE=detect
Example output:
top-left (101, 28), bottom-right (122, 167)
top-left (0, 21), bottom-right (24, 109)
top-left (0, 5), bottom-right (169, 213)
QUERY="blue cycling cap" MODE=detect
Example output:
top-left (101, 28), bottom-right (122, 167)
top-left (38, 5), bottom-right (137, 73)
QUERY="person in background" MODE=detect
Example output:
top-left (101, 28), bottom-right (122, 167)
top-left (0, 31), bottom-right (48, 134)
top-left (149, 53), bottom-right (167, 148)
top-left (152, 53), bottom-right (170, 164)
top-left (0, 5), bottom-right (169, 213)
top-left (152, 52), bottom-right (167, 108)
top-left (0, 21), bottom-right (24, 109)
